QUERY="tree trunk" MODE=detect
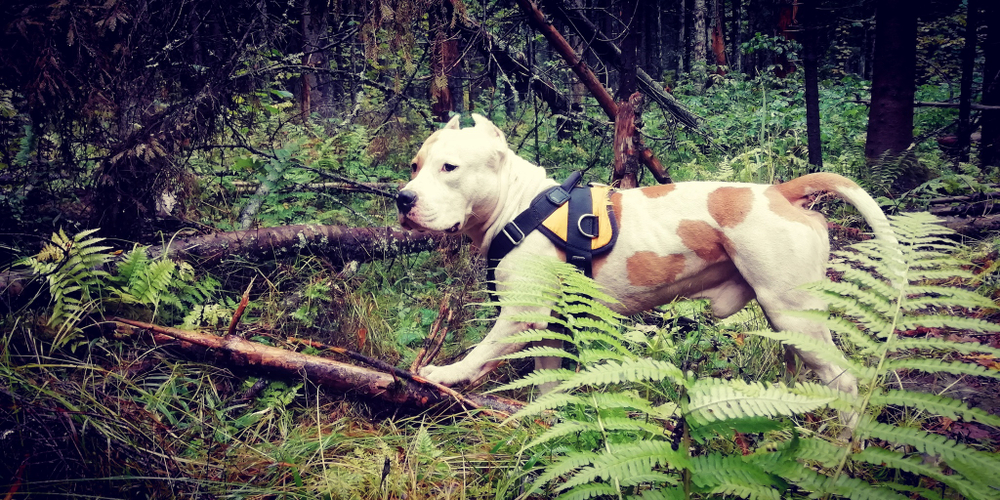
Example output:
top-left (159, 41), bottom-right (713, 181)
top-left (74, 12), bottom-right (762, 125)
top-left (516, 0), bottom-right (671, 182)
top-left (982, 0), bottom-right (1000, 167)
top-left (298, 0), bottom-right (334, 120)
top-left (730, 0), bottom-right (742, 74)
top-left (801, 0), bottom-right (823, 170)
top-left (957, 0), bottom-right (978, 164)
top-left (429, 0), bottom-right (460, 122)
top-left (710, 0), bottom-right (727, 72)
top-left (692, 0), bottom-right (708, 88)
top-left (864, 0), bottom-right (918, 162)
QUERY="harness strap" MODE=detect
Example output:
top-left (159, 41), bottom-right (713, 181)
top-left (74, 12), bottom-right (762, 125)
top-left (564, 186), bottom-right (595, 276)
top-left (486, 171), bottom-right (582, 294)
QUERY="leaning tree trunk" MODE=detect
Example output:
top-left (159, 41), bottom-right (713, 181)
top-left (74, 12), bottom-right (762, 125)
top-left (864, 0), bottom-right (918, 162)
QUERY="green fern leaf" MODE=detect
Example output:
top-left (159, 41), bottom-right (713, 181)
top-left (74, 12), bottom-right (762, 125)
top-left (897, 314), bottom-right (1000, 333)
top-left (874, 390), bottom-right (1000, 427)
top-left (854, 446), bottom-right (997, 500)
top-left (888, 337), bottom-right (1000, 358)
top-left (493, 345), bottom-right (579, 363)
top-left (860, 419), bottom-right (1000, 479)
top-left (686, 379), bottom-right (834, 424)
top-left (501, 328), bottom-right (574, 345)
top-left (488, 368), bottom-right (576, 393)
top-left (882, 357), bottom-right (1000, 379)
top-left (556, 440), bottom-right (690, 492)
top-left (691, 454), bottom-right (784, 500)
top-left (554, 483), bottom-right (619, 500)
top-left (532, 450), bottom-right (602, 491)
top-left (901, 285), bottom-right (996, 310)
top-left (557, 358), bottom-right (685, 391)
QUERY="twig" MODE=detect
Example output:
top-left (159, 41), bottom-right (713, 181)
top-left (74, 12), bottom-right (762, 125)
top-left (227, 277), bottom-right (254, 338)
top-left (411, 296), bottom-right (453, 372)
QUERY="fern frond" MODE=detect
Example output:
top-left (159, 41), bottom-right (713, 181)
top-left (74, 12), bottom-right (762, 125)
top-left (509, 392), bottom-right (592, 420)
top-left (577, 348), bottom-right (629, 364)
top-left (826, 264), bottom-right (900, 301)
top-left (748, 330), bottom-right (868, 380)
top-left (897, 314), bottom-right (1000, 333)
top-left (524, 417), bottom-right (666, 452)
top-left (555, 440), bottom-right (689, 492)
top-left (786, 382), bottom-right (858, 413)
top-left (532, 450), bottom-right (602, 490)
top-left (860, 419), bottom-right (1000, 480)
top-left (853, 446), bottom-right (997, 500)
top-left (882, 358), bottom-right (1000, 380)
top-left (556, 358), bottom-right (685, 391)
top-left (686, 379), bottom-right (834, 424)
top-left (691, 453), bottom-right (783, 500)
top-left (888, 337), bottom-right (1000, 358)
top-left (500, 328), bottom-right (573, 345)
top-left (901, 285), bottom-right (996, 310)
top-left (808, 280), bottom-right (895, 315)
top-left (493, 345), bottom-right (579, 363)
top-left (554, 482), bottom-right (619, 500)
top-left (488, 369), bottom-right (577, 393)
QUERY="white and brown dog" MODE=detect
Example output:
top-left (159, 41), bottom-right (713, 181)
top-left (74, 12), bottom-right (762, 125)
top-left (397, 114), bottom-right (894, 401)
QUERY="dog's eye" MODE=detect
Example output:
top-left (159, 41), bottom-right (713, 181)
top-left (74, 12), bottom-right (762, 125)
top-left (443, 163), bottom-right (458, 172)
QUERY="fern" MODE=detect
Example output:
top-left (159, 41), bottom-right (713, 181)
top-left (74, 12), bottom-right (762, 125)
top-left (20, 228), bottom-right (113, 346)
top-left (502, 212), bottom-right (1000, 499)
top-left (21, 230), bottom-right (225, 343)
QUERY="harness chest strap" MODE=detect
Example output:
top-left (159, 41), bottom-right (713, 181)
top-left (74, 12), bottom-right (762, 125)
top-left (486, 172), bottom-right (618, 295)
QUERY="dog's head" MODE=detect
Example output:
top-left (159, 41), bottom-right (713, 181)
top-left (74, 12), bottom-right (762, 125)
top-left (396, 114), bottom-right (508, 234)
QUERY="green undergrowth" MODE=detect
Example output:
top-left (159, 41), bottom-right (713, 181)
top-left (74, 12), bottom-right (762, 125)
top-left (492, 212), bottom-right (1000, 500)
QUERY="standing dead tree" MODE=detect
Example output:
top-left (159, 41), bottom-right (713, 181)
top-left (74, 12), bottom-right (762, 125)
top-left (515, 0), bottom-right (673, 184)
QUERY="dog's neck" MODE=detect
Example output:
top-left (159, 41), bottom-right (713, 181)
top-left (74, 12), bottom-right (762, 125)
top-left (465, 152), bottom-right (557, 254)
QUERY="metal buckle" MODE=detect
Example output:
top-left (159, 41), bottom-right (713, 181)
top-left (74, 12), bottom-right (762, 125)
top-left (501, 222), bottom-right (526, 246)
top-left (577, 214), bottom-right (598, 239)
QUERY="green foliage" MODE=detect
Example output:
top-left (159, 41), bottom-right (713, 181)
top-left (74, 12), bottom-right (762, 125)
top-left (20, 228), bottom-right (113, 346)
top-left (500, 213), bottom-right (1000, 499)
top-left (20, 229), bottom-right (224, 343)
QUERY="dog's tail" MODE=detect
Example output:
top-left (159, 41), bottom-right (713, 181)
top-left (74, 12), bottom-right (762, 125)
top-left (774, 173), bottom-right (896, 246)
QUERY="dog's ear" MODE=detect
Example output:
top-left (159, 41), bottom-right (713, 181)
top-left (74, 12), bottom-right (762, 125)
top-left (471, 113), bottom-right (506, 143)
top-left (443, 114), bottom-right (462, 130)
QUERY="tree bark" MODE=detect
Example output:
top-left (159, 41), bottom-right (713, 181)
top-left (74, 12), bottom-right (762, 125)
top-left (112, 317), bottom-right (525, 415)
top-left (152, 225), bottom-right (450, 267)
top-left (864, 0), bottom-right (918, 162)
top-left (801, 0), bottom-right (823, 170)
top-left (981, 0), bottom-right (1000, 167)
top-left (613, 93), bottom-right (643, 188)
top-left (429, 0), bottom-right (461, 122)
top-left (515, 0), bottom-right (671, 183)
top-left (446, 0), bottom-right (570, 115)
top-left (957, 0), bottom-right (978, 164)
top-left (540, 0), bottom-right (703, 130)
top-left (692, 0), bottom-right (708, 88)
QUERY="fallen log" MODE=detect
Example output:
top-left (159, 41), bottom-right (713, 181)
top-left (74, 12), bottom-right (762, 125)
top-left (112, 317), bottom-right (525, 416)
top-left (150, 225), bottom-right (449, 267)
top-left (938, 214), bottom-right (1000, 236)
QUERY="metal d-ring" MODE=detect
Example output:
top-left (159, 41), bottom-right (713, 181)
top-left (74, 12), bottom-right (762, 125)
top-left (577, 214), bottom-right (598, 239)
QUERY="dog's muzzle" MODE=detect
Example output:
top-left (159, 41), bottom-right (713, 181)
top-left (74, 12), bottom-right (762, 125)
top-left (396, 189), bottom-right (418, 214)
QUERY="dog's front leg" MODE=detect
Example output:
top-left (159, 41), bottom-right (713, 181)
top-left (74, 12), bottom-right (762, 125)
top-left (419, 304), bottom-right (549, 387)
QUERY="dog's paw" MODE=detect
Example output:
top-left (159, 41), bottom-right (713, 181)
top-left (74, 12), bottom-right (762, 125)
top-left (418, 364), bottom-right (471, 387)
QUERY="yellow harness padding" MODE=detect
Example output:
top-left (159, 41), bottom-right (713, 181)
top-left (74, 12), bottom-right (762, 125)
top-left (539, 186), bottom-right (616, 251)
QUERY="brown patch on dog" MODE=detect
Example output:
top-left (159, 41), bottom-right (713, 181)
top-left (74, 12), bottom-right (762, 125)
top-left (626, 251), bottom-right (686, 287)
top-left (677, 220), bottom-right (727, 262)
top-left (773, 173), bottom-right (857, 207)
top-left (707, 187), bottom-right (754, 228)
top-left (639, 184), bottom-right (676, 198)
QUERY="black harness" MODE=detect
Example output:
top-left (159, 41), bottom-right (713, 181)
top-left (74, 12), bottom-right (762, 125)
top-left (486, 171), bottom-right (618, 295)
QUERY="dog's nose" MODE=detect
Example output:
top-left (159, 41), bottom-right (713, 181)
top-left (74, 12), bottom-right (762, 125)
top-left (396, 189), bottom-right (418, 214)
